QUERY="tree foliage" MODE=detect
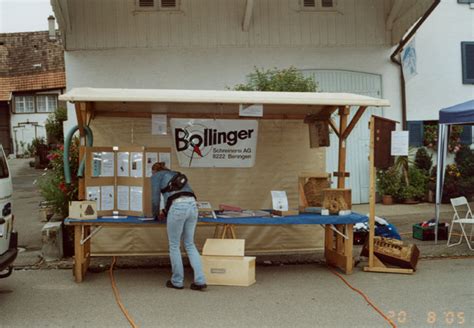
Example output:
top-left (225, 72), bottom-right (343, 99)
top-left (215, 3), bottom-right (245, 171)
top-left (233, 66), bottom-right (317, 92)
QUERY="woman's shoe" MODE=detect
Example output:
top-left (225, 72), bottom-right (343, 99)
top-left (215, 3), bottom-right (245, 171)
top-left (166, 280), bottom-right (184, 290)
top-left (190, 283), bottom-right (207, 291)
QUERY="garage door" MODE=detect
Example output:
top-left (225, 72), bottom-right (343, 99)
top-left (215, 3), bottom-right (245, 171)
top-left (302, 69), bottom-right (383, 204)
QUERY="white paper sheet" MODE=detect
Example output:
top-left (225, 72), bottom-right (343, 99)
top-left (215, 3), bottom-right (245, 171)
top-left (145, 152), bottom-right (158, 177)
top-left (86, 186), bottom-right (101, 211)
top-left (239, 104), bottom-right (263, 117)
top-left (91, 153), bottom-right (102, 177)
top-left (117, 185), bottom-right (129, 211)
top-left (152, 114), bottom-right (168, 135)
top-left (159, 152), bottom-right (171, 169)
top-left (131, 152), bottom-right (143, 178)
top-left (100, 152), bottom-right (114, 177)
top-left (100, 185), bottom-right (114, 211)
top-left (391, 131), bottom-right (409, 156)
top-left (130, 186), bottom-right (143, 212)
top-left (271, 190), bottom-right (289, 211)
top-left (117, 152), bottom-right (130, 177)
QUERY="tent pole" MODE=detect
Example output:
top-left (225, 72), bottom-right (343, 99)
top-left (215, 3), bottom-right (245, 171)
top-left (435, 123), bottom-right (448, 244)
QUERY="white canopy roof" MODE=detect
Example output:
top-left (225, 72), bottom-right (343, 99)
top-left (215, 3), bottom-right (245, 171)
top-left (60, 88), bottom-right (390, 107)
top-left (60, 87), bottom-right (390, 119)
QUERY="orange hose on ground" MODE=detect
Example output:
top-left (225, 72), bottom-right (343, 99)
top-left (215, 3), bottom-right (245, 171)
top-left (327, 266), bottom-right (397, 328)
top-left (109, 257), bottom-right (139, 328)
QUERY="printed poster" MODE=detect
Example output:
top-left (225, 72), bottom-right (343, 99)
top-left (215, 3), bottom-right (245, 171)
top-left (117, 152), bottom-right (130, 177)
top-left (117, 185), bottom-right (129, 211)
top-left (145, 152), bottom-right (158, 177)
top-left (170, 119), bottom-right (258, 168)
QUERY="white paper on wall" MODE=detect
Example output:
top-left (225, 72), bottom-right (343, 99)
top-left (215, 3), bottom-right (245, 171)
top-left (91, 153), bottom-right (102, 177)
top-left (100, 185), bottom-right (114, 211)
top-left (391, 131), bottom-right (409, 156)
top-left (117, 152), bottom-right (130, 177)
top-left (158, 152), bottom-right (171, 169)
top-left (145, 152), bottom-right (158, 177)
top-left (130, 186), bottom-right (143, 212)
top-left (86, 186), bottom-right (101, 211)
top-left (117, 185), bottom-right (129, 211)
top-left (152, 114), bottom-right (168, 135)
top-left (100, 152), bottom-right (115, 177)
top-left (131, 152), bottom-right (143, 178)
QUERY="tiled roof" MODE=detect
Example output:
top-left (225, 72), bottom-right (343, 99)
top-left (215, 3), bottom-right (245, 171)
top-left (0, 30), bottom-right (65, 101)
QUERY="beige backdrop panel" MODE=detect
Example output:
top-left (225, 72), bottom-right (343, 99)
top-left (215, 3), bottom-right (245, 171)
top-left (90, 117), bottom-right (327, 254)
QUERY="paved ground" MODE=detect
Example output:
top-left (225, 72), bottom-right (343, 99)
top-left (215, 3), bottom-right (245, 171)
top-left (1, 258), bottom-right (473, 328)
top-left (4, 158), bottom-right (474, 328)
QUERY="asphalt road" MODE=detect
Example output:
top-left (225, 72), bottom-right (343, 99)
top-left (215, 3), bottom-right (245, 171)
top-left (1, 258), bottom-right (473, 328)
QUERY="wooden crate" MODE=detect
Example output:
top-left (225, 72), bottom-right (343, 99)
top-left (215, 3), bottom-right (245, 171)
top-left (361, 237), bottom-right (420, 270)
top-left (298, 173), bottom-right (331, 211)
top-left (322, 188), bottom-right (351, 214)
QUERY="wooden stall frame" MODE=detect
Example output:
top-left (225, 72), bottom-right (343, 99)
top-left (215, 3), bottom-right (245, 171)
top-left (363, 116), bottom-right (414, 274)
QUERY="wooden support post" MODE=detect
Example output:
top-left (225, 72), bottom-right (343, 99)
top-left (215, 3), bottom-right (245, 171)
top-left (73, 226), bottom-right (84, 283)
top-left (341, 106), bottom-right (367, 140)
top-left (337, 106), bottom-right (350, 188)
top-left (364, 116), bottom-right (414, 274)
top-left (75, 102), bottom-right (89, 200)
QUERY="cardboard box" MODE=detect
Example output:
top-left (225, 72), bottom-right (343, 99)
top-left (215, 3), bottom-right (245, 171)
top-left (68, 201), bottom-right (97, 220)
top-left (201, 239), bottom-right (256, 287)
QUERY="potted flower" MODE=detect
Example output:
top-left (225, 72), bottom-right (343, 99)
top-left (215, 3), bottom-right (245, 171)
top-left (376, 166), bottom-right (400, 205)
top-left (396, 166), bottom-right (427, 204)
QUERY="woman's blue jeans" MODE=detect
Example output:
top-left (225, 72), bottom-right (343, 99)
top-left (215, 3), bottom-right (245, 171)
top-left (167, 198), bottom-right (206, 287)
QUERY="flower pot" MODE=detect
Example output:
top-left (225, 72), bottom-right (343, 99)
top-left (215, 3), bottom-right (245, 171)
top-left (382, 195), bottom-right (394, 205)
top-left (403, 199), bottom-right (420, 205)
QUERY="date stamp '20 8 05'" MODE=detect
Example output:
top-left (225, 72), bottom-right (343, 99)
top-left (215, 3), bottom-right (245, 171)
top-left (387, 311), bottom-right (467, 325)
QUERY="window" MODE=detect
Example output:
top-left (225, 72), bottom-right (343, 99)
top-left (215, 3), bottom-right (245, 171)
top-left (14, 96), bottom-right (35, 113)
top-left (36, 95), bottom-right (57, 113)
top-left (136, 0), bottom-right (179, 11)
top-left (13, 94), bottom-right (58, 114)
top-left (301, 0), bottom-right (337, 11)
top-left (461, 42), bottom-right (474, 84)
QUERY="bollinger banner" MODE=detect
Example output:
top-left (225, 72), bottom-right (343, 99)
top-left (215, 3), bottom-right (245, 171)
top-left (170, 119), bottom-right (258, 168)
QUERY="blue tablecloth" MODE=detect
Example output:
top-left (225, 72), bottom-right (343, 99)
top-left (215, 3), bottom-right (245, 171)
top-left (65, 213), bottom-right (367, 225)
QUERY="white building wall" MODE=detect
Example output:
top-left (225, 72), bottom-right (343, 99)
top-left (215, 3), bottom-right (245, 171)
top-left (405, 0), bottom-right (474, 121)
top-left (63, 46), bottom-right (402, 133)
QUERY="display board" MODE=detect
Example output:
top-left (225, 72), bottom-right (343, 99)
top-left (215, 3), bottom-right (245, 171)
top-left (85, 146), bottom-right (171, 217)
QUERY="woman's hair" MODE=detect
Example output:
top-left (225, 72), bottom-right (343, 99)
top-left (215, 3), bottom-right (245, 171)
top-left (152, 162), bottom-right (169, 172)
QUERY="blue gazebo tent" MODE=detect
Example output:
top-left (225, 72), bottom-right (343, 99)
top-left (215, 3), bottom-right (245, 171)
top-left (435, 99), bottom-right (474, 242)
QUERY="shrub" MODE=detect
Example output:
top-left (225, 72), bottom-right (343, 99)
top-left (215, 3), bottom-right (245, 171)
top-left (455, 144), bottom-right (474, 177)
top-left (376, 166), bottom-right (400, 196)
top-left (414, 147), bottom-right (432, 174)
top-left (396, 166), bottom-right (427, 201)
top-left (233, 66), bottom-right (317, 92)
top-left (45, 107), bottom-right (67, 144)
top-left (37, 140), bottom-right (79, 217)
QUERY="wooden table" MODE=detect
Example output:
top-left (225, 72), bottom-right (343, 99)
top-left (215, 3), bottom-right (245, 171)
top-left (66, 213), bottom-right (367, 282)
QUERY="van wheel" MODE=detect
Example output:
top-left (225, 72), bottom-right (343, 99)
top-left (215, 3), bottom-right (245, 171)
top-left (0, 266), bottom-right (13, 278)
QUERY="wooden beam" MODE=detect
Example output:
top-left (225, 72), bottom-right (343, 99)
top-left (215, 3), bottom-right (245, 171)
top-left (337, 106), bottom-right (350, 188)
top-left (242, 0), bottom-right (255, 31)
top-left (328, 119), bottom-right (340, 138)
top-left (74, 102), bottom-right (86, 137)
top-left (95, 111), bottom-right (308, 120)
top-left (341, 106), bottom-right (367, 140)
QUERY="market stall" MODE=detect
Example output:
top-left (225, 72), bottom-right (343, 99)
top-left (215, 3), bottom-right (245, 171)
top-left (59, 87), bottom-right (390, 278)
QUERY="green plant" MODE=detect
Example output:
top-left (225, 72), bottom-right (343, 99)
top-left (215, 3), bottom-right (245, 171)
top-left (455, 144), bottom-right (474, 176)
top-left (423, 123), bottom-right (463, 153)
top-left (414, 147), bottom-right (432, 174)
top-left (233, 66), bottom-right (318, 92)
top-left (31, 137), bottom-right (46, 156)
top-left (396, 166), bottom-right (427, 201)
top-left (376, 166), bottom-right (400, 196)
top-left (37, 140), bottom-right (79, 217)
top-left (45, 107), bottom-right (67, 144)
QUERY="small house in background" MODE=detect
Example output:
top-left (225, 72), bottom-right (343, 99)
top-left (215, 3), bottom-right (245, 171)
top-left (0, 16), bottom-right (66, 156)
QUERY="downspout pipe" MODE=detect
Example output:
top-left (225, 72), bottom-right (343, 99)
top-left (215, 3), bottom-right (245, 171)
top-left (63, 125), bottom-right (93, 184)
top-left (390, 0), bottom-right (440, 129)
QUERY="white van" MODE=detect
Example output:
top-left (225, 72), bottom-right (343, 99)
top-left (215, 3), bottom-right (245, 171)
top-left (0, 144), bottom-right (17, 278)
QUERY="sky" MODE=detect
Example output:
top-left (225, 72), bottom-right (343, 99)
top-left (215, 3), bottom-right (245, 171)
top-left (0, 0), bottom-right (55, 33)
